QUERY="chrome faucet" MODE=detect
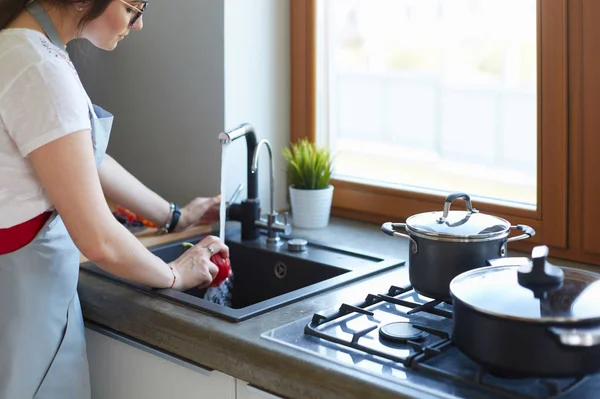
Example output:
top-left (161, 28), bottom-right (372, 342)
top-left (218, 123), bottom-right (291, 242)
top-left (251, 139), bottom-right (291, 245)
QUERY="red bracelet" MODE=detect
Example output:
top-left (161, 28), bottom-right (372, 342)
top-left (168, 265), bottom-right (176, 289)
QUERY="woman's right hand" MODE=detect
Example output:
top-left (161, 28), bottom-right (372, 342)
top-left (168, 236), bottom-right (229, 291)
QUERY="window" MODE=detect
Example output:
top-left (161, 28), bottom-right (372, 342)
top-left (317, 0), bottom-right (537, 208)
top-left (291, 0), bottom-right (568, 252)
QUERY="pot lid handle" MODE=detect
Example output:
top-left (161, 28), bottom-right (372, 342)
top-left (517, 245), bottom-right (564, 298)
top-left (437, 193), bottom-right (479, 224)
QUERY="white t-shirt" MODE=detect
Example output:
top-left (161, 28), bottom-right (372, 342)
top-left (0, 28), bottom-right (92, 228)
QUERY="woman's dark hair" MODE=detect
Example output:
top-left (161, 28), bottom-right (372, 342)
top-left (0, 0), bottom-right (112, 32)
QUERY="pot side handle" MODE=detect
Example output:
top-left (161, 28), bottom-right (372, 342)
top-left (548, 326), bottom-right (600, 347)
top-left (506, 224), bottom-right (536, 243)
top-left (381, 222), bottom-right (418, 254)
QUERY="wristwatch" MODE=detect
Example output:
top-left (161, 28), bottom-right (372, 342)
top-left (161, 202), bottom-right (181, 234)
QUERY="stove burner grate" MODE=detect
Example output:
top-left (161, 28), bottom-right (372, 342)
top-left (412, 350), bottom-right (588, 399)
top-left (303, 285), bottom-right (587, 399)
top-left (304, 285), bottom-right (450, 367)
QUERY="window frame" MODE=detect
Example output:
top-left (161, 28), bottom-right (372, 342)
top-left (291, 0), bottom-right (569, 255)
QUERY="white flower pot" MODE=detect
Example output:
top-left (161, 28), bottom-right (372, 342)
top-left (289, 185), bottom-right (334, 229)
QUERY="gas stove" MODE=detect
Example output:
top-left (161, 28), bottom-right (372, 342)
top-left (261, 285), bottom-right (600, 399)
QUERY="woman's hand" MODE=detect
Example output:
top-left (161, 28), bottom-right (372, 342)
top-left (168, 236), bottom-right (229, 290)
top-left (174, 195), bottom-right (221, 232)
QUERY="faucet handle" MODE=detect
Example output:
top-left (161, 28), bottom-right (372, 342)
top-left (275, 211), bottom-right (292, 235)
top-left (277, 211), bottom-right (289, 226)
top-left (227, 183), bottom-right (244, 206)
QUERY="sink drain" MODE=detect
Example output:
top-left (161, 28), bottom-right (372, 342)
top-left (274, 262), bottom-right (287, 279)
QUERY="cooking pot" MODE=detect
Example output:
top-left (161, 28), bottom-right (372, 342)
top-left (381, 193), bottom-right (535, 301)
top-left (450, 245), bottom-right (600, 377)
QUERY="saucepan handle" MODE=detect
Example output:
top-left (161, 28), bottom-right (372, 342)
top-left (506, 224), bottom-right (536, 243)
top-left (381, 222), bottom-right (418, 254)
top-left (548, 325), bottom-right (600, 347)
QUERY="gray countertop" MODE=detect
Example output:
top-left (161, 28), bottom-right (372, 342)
top-left (78, 216), bottom-right (599, 399)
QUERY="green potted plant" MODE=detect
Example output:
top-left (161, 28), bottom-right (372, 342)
top-left (282, 138), bottom-right (334, 228)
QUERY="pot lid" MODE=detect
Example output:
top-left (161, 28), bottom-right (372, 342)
top-left (405, 193), bottom-right (511, 240)
top-left (450, 246), bottom-right (600, 323)
top-left (406, 211), bottom-right (511, 240)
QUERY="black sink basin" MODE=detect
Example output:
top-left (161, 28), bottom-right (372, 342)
top-left (80, 229), bottom-right (404, 322)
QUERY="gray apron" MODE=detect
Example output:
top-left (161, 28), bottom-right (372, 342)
top-left (0, 2), bottom-right (113, 398)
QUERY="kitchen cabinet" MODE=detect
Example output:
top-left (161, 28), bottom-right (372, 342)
top-left (85, 327), bottom-right (236, 399)
top-left (236, 380), bottom-right (285, 399)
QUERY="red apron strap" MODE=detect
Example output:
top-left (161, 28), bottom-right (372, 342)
top-left (0, 212), bottom-right (53, 255)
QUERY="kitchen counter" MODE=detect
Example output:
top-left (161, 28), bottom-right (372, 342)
top-left (78, 217), bottom-right (598, 399)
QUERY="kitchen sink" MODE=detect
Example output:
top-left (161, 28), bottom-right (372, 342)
top-left (80, 229), bottom-right (404, 322)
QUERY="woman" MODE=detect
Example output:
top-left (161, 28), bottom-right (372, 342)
top-left (0, 1), bottom-right (230, 398)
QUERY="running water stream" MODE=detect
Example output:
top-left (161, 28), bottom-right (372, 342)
top-left (219, 142), bottom-right (230, 241)
top-left (202, 141), bottom-right (233, 307)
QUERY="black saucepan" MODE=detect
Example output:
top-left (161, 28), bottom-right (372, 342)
top-left (450, 245), bottom-right (600, 377)
top-left (382, 193), bottom-right (535, 301)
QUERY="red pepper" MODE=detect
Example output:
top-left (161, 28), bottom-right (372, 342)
top-left (115, 205), bottom-right (137, 223)
top-left (209, 253), bottom-right (232, 287)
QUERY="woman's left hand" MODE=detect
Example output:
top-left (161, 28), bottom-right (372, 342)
top-left (174, 195), bottom-right (221, 232)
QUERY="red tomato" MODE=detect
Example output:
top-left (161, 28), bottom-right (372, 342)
top-left (209, 253), bottom-right (231, 287)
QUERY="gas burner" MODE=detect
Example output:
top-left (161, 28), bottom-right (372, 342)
top-left (379, 322), bottom-right (429, 343)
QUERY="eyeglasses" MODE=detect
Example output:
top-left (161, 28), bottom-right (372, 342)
top-left (116, 0), bottom-right (148, 27)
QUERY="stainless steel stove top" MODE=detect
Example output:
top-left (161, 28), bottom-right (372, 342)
top-left (261, 285), bottom-right (600, 399)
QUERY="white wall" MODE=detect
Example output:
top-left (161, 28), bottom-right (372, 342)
top-left (71, 0), bottom-right (290, 211)
top-left (224, 0), bottom-right (290, 211)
